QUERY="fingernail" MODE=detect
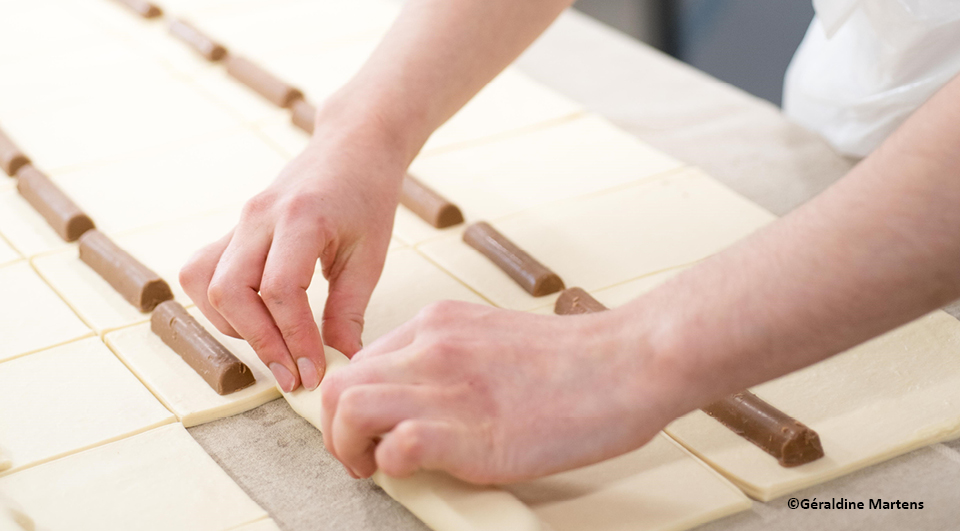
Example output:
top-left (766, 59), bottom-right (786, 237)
top-left (297, 357), bottom-right (320, 391)
top-left (270, 363), bottom-right (296, 392)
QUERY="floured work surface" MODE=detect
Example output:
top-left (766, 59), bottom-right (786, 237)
top-left (666, 310), bottom-right (960, 501)
top-left (0, 424), bottom-right (267, 531)
top-left (0, 337), bottom-right (174, 476)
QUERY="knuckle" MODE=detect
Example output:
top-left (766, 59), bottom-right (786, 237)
top-left (242, 192), bottom-right (276, 216)
top-left (260, 276), bottom-right (298, 305)
top-left (418, 300), bottom-right (458, 326)
top-left (279, 191), bottom-right (321, 220)
top-left (392, 422), bottom-right (424, 462)
top-left (337, 388), bottom-right (372, 430)
top-left (206, 280), bottom-right (233, 309)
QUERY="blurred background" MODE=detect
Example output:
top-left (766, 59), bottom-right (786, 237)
top-left (575, 0), bottom-right (815, 106)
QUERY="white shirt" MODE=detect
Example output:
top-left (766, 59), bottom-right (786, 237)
top-left (783, 0), bottom-right (960, 157)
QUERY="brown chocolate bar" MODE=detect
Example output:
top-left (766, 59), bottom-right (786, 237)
top-left (290, 98), bottom-right (316, 134)
top-left (16, 165), bottom-right (95, 242)
top-left (152, 301), bottom-right (256, 395)
top-left (225, 56), bottom-right (303, 108)
top-left (78, 230), bottom-right (173, 312)
top-left (702, 391), bottom-right (824, 467)
top-left (0, 127), bottom-right (29, 177)
top-left (554, 287), bottom-right (825, 467)
top-left (113, 0), bottom-right (162, 18)
top-left (169, 19), bottom-right (227, 61)
top-left (401, 175), bottom-right (464, 229)
top-left (463, 222), bottom-right (563, 296)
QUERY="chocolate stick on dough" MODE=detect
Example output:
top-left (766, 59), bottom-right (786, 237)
top-left (0, 127), bottom-right (29, 177)
top-left (78, 230), bottom-right (173, 312)
top-left (554, 287), bottom-right (825, 467)
top-left (16, 165), bottom-right (95, 242)
top-left (401, 175), bottom-right (464, 229)
top-left (169, 19), bottom-right (228, 62)
top-left (463, 221), bottom-right (564, 296)
top-left (113, 0), bottom-right (163, 18)
top-left (152, 301), bottom-right (255, 395)
top-left (225, 56), bottom-right (303, 108)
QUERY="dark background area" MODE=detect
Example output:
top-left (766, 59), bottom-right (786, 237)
top-left (574, 0), bottom-right (815, 106)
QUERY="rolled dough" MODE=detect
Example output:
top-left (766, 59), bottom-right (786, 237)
top-left (0, 337), bottom-right (174, 476)
top-left (0, 261), bottom-right (91, 363)
top-left (31, 208), bottom-right (242, 334)
top-left (0, 424), bottom-right (267, 531)
top-left (418, 167), bottom-right (775, 311)
top-left (394, 114), bottom-right (683, 245)
top-left (106, 306), bottom-right (281, 428)
top-left (666, 310), bottom-right (960, 501)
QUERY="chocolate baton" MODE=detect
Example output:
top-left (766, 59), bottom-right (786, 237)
top-left (0, 127), bottom-right (29, 177)
top-left (401, 175), bottom-right (464, 229)
top-left (702, 391), bottom-right (824, 467)
top-left (16, 165), bottom-right (95, 242)
top-left (290, 98), bottom-right (316, 134)
top-left (113, 0), bottom-right (162, 18)
top-left (78, 230), bottom-right (173, 312)
top-left (463, 222), bottom-right (564, 296)
top-left (169, 19), bottom-right (227, 61)
top-left (225, 56), bottom-right (303, 108)
top-left (152, 301), bottom-right (255, 395)
top-left (554, 287), bottom-right (825, 467)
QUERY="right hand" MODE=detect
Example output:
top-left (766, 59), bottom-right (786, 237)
top-left (180, 122), bottom-right (407, 392)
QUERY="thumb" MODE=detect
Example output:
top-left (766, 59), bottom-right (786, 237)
top-left (321, 246), bottom-right (385, 357)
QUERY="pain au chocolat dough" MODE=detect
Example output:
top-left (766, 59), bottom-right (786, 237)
top-left (0, 127), bottom-right (29, 177)
top-left (169, 19), bottom-right (227, 62)
top-left (463, 221), bottom-right (563, 296)
top-left (113, 0), bottom-right (162, 18)
top-left (151, 301), bottom-right (255, 395)
top-left (225, 56), bottom-right (303, 108)
top-left (16, 165), bottom-right (95, 242)
top-left (401, 175), bottom-right (464, 229)
top-left (78, 230), bottom-right (173, 312)
top-left (554, 287), bottom-right (825, 467)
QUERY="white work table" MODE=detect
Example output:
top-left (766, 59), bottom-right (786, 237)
top-left (189, 9), bottom-right (960, 530)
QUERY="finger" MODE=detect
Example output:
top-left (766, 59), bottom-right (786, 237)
top-left (208, 219), bottom-right (301, 392)
top-left (179, 230), bottom-right (238, 337)
top-left (332, 384), bottom-right (440, 478)
top-left (375, 420), bottom-right (463, 479)
top-left (321, 245), bottom-right (386, 357)
top-left (349, 316), bottom-right (418, 363)
top-left (261, 218), bottom-right (325, 390)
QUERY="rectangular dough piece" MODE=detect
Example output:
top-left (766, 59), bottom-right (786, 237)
top-left (0, 423), bottom-right (267, 531)
top-left (0, 493), bottom-right (33, 531)
top-left (0, 337), bottom-right (174, 476)
top-left (306, 248), bottom-right (492, 345)
top-left (418, 167), bottom-right (775, 311)
top-left (395, 113), bottom-right (683, 245)
top-left (0, 189), bottom-right (73, 258)
top-left (0, 0), bottom-right (115, 67)
top-left (0, 236), bottom-right (19, 268)
top-left (287, 347), bottom-right (749, 531)
top-left (0, 261), bottom-right (91, 363)
top-left (106, 306), bottom-right (280, 428)
top-left (32, 208), bottom-right (241, 334)
top-left (50, 130), bottom-right (283, 236)
top-left (666, 310), bottom-right (960, 501)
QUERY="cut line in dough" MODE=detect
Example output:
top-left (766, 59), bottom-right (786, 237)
top-left (0, 423), bottom-right (267, 531)
top-left (0, 337), bottom-right (174, 477)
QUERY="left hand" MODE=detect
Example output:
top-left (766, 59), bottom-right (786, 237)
top-left (319, 300), bottom-right (685, 483)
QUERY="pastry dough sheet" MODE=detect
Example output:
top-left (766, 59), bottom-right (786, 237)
top-left (395, 114), bottom-right (682, 245)
top-left (230, 519), bottom-right (283, 531)
top-left (0, 190), bottom-right (71, 258)
top-left (0, 493), bottom-right (32, 531)
top-left (0, 337), bottom-right (174, 476)
top-left (419, 167), bottom-right (774, 310)
top-left (0, 261), bottom-right (91, 363)
top-left (667, 310), bottom-right (960, 501)
top-left (32, 208), bottom-right (242, 334)
top-left (0, 424), bottom-right (267, 531)
top-left (0, 236), bottom-right (18, 268)
top-left (106, 306), bottom-right (280, 428)
top-left (0, 448), bottom-right (9, 474)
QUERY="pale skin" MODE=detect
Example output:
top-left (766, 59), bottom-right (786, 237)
top-left (181, 0), bottom-right (960, 482)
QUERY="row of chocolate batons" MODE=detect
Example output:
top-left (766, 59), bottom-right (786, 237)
top-left (116, 0), bottom-right (467, 230)
top-left (0, 128), bottom-right (255, 397)
top-left (115, 0), bottom-right (826, 467)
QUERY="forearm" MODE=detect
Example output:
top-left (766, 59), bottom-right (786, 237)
top-left (315, 0), bottom-right (574, 165)
top-left (623, 73), bottom-right (960, 414)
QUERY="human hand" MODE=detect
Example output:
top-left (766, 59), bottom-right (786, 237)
top-left (180, 123), bottom-right (406, 392)
top-left (318, 300), bottom-right (686, 483)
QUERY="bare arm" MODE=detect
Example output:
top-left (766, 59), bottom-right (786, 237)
top-left (181, 0), bottom-right (574, 392)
